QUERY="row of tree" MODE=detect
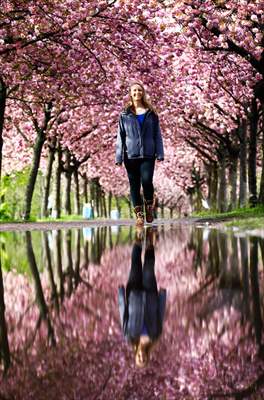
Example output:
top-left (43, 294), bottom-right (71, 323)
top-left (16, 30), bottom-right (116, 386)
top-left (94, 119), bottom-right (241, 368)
top-left (0, 1), bottom-right (264, 218)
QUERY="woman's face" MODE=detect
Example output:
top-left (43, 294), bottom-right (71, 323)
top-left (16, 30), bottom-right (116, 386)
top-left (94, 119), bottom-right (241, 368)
top-left (130, 84), bottom-right (144, 103)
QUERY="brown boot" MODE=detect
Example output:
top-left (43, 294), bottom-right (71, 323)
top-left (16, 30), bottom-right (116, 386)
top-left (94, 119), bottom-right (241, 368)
top-left (134, 206), bottom-right (144, 226)
top-left (144, 200), bottom-right (154, 223)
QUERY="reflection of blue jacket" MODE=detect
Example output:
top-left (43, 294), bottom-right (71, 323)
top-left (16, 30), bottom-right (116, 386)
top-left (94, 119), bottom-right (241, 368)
top-left (118, 286), bottom-right (166, 341)
top-left (115, 108), bottom-right (164, 164)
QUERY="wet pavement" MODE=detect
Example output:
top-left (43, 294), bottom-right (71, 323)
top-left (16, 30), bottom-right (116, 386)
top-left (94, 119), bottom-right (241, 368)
top-left (0, 223), bottom-right (264, 399)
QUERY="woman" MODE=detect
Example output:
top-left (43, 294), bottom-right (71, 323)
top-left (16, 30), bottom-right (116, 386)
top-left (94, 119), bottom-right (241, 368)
top-left (118, 227), bottom-right (166, 368)
top-left (115, 82), bottom-right (164, 225)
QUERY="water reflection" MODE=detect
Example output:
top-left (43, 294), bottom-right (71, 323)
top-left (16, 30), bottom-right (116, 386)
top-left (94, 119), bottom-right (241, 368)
top-left (0, 258), bottom-right (10, 373)
top-left (26, 231), bottom-right (56, 347)
top-left (0, 225), bottom-right (264, 398)
top-left (188, 229), bottom-right (264, 354)
top-left (118, 227), bottom-right (166, 368)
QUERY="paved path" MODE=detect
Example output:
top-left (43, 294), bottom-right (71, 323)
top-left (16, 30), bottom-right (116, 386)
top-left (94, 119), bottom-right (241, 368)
top-left (0, 217), bottom-right (203, 232)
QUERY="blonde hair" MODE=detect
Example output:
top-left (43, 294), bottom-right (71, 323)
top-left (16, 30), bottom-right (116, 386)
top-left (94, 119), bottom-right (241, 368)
top-left (132, 338), bottom-right (154, 368)
top-left (125, 81), bottom-right (157, 114)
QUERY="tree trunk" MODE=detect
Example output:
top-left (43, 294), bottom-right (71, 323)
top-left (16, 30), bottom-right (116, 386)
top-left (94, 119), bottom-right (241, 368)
top-left (228, 154), bottom-right (238, 211)
top-left (210, 163), bottom-right (218, 210)
top-left (74, 170), bottom-right (80, 215)
top-left (64, 149), bottom-right (72, 215)
top-left (83, 174), bottom-right (88, 203)
top-left (89, 180), bottom-right (95, 216)
top-left (108, 192), bottom-right (112, 218)
top-left (160, 202), bottom-right (164, 218)
top-left (42, 142), bottom-right (56, 217)
top-left (102, 194), bottom-right (107, 217)
top-left (239, 119), bottom-right (247, 207)
top-left (55, 146), bottom-right (62, 218)
top-left (115, 196), bottom-right (121, 216)
top-left (24, 130), bottom-right (46, 220)
top-left (217, 149), bottom-right (227, 212)
top-left (248, 98), bottom-right (259, 207)
top-left (65, 171), bottom-right (72, 215)
top-left (258, 105), bottom-right (264, 203)
top-left (96, 180), bottom-right (100, 217)
top-left (0, 77), bottom-right (6, 183)
top-left (128, 198), bottom-right (133, 218)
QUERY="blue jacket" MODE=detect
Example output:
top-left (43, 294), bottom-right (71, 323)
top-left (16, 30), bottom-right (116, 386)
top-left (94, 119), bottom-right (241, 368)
top-left (118, 286), bottom-right (167, 341)
top-left (115, 108), bottom-right (164, 164)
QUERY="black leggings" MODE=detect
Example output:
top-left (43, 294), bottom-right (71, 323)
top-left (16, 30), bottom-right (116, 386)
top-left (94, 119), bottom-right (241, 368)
top-left (126, 243), bottom-right (157, 297)
top-left (124, 155), bottom-right (155, 207)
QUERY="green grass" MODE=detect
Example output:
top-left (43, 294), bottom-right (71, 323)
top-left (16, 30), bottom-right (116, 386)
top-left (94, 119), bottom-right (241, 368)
top-left (192, 205), bottom-right (264, 230)
top-left (0, 214), bottom-right (123, 223)
top-left (0, 216), bottom-right (37, 223)
top-left (192, 205), bottom-right (264, 219)
top-left (37, 214), bottom-right (86, 222)
top-left (0, 215), bottom-right (84, 223)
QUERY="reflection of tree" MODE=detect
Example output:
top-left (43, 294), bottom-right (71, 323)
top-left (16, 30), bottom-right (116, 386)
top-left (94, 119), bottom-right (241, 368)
top-left (240, 237), bottom-right (250, 320)
top-left (185, 230), bottom-right (264, 398)
top-left (55, 230), bottom-right (64, 302)
top-left (188, 229), bottom-right (264, 354)
top-left (260, 238), bottom-right (264, 275)
top-left (250, 236), bottom-right (263, 351)
top-left (3, 225), bottom-right (264, 398)
top-left (82, 239), bottom-right (89, 270)
top-left (188, 230), bottom-right (246, 326)
top-left (74, 229), bottom-right (81, 287)
top-left (64, 230), bottom-right (91, 293)
top-left (89, 227), bottom-right (110, 264)
top-left (65, 230), bottom-right (83, 294)
top-left (43, 231), bottom-right (59, 312)
top-left (188, 227), bottom-right (204, 270)
top-left (0, 257), bottom-right (10, 373)
top-left (25, 231), bottom-right (56, 347)
top-left (218, 231), bottom-right (228, 287)
top-left (207, 229), bottom-right (219, 277)
top-left (65, 230), bottom-right (74, 297)
top-left (108, 226), bottom-right (113, 249)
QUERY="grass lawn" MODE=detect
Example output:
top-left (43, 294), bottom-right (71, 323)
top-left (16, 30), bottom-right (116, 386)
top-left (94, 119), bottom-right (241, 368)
top-left (192, 205), bottom-right (264, 229)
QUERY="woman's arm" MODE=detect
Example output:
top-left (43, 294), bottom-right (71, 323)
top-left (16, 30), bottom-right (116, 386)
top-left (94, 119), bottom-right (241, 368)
top-left (118, 285), bottom-right (126, 329)
top-left (155, 116), bottom-right (164, 161)
top-left (158, 288), bottom-right (167, 327)
top-left (115, 115), bottom-right (125, 165)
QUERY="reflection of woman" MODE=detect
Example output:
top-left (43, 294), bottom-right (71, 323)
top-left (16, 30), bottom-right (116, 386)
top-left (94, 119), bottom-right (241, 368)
top-left (118, 228), bottom-right (166, 367)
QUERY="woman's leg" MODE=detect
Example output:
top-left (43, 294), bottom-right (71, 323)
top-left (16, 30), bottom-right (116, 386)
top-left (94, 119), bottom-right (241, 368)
top-left (140, 158), bottom-right (155, 202)
top-left (142, 243), bottom-right (158, 293)
top-left (140, 159), bottom-right (155, 222)
top-left (126, 242), bottom-right (143, 298)
top-left (124, 157), bottom-right (142, 206)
